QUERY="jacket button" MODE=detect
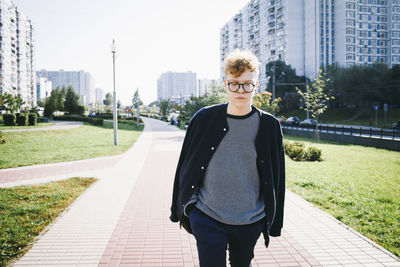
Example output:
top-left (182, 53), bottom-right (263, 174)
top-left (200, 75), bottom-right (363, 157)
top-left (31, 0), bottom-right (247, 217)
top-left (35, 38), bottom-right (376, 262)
top-left (191, 185), bottom-right (195, 189)
top-left (211, 147), bottom-right (214, 150)
top-left (264, 181), bottom-right (268, 185)
top-left (201, 166), bottom-right (204, 170)
top-left (223, 128), bottom-right (227, 131)
top-left (260, 159), bottom-right (264, 164)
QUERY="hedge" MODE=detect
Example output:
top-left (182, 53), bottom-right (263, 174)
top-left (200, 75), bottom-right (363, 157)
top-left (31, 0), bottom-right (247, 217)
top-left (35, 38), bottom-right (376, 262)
top-left (3, 114), bottom-right (16, 126)
top-left (53, 115), bottom-right (103, 126)
top-left (16, 113), bottom-right (29, 126)
top-left (28, 113), bottom-right (38, 126)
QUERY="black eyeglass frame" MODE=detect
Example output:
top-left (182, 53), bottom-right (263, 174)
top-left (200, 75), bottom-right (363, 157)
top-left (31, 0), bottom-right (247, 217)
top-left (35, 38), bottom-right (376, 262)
top-left (227, 82), bottom-right (256, 93)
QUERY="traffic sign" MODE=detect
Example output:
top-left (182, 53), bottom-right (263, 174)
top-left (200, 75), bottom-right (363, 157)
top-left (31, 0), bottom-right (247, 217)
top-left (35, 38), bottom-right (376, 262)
top-left (374, 105), bottom-right (379, 111)
top-left (384, 104), bottom-right (388, 112)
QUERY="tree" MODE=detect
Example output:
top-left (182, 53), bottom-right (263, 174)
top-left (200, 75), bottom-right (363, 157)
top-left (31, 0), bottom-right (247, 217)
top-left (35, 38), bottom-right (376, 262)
top-left (0, 93), bottom-right (24, 114)
top-left (265, 60), bottom-right (307, 98)
top-left (178, 85), bottom-right (228, 123)
top-left (103, 93), bottom-right (112, 106)
top-left (44, 90), bottom-right (58, 117)
top-left (159, 99), bottom-right (170, 118)
top-left (37, 99), bottom-right (45, 108)
top-left (324, 63), bottom-right (400, 108)
top-left (57, 86), bottom-right (67, 111)
top-left (132, 89), bottom-right (143, 108)
top-left (64, 86), bottom-right (84, 115)
top-left (296, 70), bottom-right (334, 141)
top-left (253, 91), bottom-right (281, 114)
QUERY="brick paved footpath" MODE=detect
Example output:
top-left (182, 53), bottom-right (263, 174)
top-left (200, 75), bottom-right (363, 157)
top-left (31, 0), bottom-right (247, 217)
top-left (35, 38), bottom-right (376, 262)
top-left (8, 117), bottom-right (400, 267)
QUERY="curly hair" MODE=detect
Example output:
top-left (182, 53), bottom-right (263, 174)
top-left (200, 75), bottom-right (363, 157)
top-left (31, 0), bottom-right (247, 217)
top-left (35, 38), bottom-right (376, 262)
top-left (224, 49), bottom-right (260, 78)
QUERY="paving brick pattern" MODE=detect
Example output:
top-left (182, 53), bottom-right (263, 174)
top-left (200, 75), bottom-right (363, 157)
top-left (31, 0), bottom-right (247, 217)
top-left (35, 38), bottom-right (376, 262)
top-left (9, 117), bottom-right (400, 266)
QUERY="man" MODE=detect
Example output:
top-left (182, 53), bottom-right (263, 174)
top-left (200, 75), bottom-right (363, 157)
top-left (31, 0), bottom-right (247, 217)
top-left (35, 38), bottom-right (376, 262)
top-left (170, 50), bottom-right (285, 267)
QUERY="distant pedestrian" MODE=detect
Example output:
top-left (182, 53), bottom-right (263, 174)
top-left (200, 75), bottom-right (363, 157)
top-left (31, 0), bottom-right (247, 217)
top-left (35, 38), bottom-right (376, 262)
top-left (170, 50), bottom-right (286, 267)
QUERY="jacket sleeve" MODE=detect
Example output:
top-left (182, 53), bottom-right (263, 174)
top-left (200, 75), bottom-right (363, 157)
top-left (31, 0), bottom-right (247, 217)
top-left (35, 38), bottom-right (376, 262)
top-left (269, 119), bottom-right (285, 236)
top-left (169, 112), bottom-right (200, 222)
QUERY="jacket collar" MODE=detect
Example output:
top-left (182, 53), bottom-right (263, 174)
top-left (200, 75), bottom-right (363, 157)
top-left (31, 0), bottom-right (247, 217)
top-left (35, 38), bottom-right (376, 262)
top-left (222, 102), bottom-right (264, 118)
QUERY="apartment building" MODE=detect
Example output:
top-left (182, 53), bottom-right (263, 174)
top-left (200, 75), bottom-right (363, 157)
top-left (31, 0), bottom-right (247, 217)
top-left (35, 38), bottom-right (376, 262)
top-left (221, 0), bottom-right (400, 90)
top-left (198, 78), bottom-right (219, 96)
top-left (157, 71), bottom-right (197, 104)
top-left (36, 76), bottom-right (52, 101)
top-left (36, 69), bottom-right (95, 105)
top-left (0, 0), bottom-right (36, 107)
top-left (95, 87), bottom-right (105, 104)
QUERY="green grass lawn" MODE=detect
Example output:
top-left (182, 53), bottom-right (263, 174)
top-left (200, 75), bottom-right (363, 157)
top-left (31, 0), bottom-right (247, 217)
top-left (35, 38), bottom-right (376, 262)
top-left (0, 122), bottom-right (55, 130)
top-left (0, 121), bottom-right (143, 169)
top-left (0, 177), bottom-right (97, 267)
top-left (285, 135), bottom-right (400, 257)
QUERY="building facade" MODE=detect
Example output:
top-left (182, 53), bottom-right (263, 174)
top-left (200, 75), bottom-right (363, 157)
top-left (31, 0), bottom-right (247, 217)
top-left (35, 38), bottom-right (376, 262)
top-left (157, 71), bottom-right (197, 104)
top-left (0, 0), bottom-right (36, 107)
top-left (36, 76), bottom-right (52, 101)
top-left (198, 78), bottom-right (219, 96)
top-left (36, 69), bottom-right (95, 105)
top-left (95, 88), bottom-right (104, 104)
top-left (221, 0), bottom-right (400, 89)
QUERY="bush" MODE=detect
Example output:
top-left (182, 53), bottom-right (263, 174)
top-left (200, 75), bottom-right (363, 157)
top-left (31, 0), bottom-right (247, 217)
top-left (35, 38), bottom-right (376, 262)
top-left (306, 146), bottom-right (322, 161)
top-left (53, 115), bottom-right (103, 126)
top-left (3, 114), bottom-right (16, 126)
top-left (16, 113), bottom-right (28, 126)
top-left (93, 113), bottom-right (113, 119)
top-left (28, 113), bottom-right (38, 126)
top-left (284, 140), bottom-right (322, 161)
top-left (0, 131), bottom-right (5, 144)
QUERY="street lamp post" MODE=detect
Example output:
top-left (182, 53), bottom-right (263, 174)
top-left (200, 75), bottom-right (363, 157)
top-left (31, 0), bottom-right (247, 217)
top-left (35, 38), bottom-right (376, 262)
top-left (111, 39), bottom-right (118, 146)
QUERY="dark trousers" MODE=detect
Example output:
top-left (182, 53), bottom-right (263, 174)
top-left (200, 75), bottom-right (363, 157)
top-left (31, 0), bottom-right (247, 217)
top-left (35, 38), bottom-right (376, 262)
top-left (189, 207), bottom-right (265, 267)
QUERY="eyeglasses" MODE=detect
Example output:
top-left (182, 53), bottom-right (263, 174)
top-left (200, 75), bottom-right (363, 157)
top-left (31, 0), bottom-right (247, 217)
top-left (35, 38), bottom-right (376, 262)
top-left (227, 82), bottom-right (255, 93)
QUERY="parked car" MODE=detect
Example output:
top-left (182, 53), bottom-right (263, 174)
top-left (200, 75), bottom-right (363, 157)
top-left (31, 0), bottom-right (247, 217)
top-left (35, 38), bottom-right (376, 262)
top-left (300, 119), bottom-right (318, 127)
top-left (277, 117), bottom-right (286, 125)
top-left (284, 117), bottom-right (300, 126)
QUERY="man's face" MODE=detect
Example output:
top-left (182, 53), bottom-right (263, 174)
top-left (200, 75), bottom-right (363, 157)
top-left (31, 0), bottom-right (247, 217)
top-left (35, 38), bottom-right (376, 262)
top-left (224, 69), bottom-right (258, 109)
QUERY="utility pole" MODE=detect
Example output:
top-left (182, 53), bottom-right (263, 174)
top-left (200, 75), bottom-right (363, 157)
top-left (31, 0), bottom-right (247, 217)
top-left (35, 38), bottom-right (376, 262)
top-left (272, 61), bottom-right (276, 101)
top-left (111, 39), bottom-right (118, 146)
top-left (136, 88), bottom-right (140, 128)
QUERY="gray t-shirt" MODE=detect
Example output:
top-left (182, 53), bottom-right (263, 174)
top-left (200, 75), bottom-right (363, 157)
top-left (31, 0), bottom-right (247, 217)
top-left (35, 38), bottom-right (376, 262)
top-left (186, 107), bottom-right (265, 225)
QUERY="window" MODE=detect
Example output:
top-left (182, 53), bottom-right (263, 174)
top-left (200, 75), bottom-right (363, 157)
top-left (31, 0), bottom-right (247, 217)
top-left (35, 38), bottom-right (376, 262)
top-left (346, 2), bottom-right (355, 9)
top-left (392, 31), bottom-right (400, 38)
top-left (346, 11), bottom-right (355, 18)
top-left (346, 19), bottom-right (355, 26)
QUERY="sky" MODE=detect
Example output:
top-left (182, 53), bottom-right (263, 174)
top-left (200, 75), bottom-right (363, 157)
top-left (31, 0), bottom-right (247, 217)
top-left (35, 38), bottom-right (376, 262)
top-left (13, 0), bottom-right (250, 105)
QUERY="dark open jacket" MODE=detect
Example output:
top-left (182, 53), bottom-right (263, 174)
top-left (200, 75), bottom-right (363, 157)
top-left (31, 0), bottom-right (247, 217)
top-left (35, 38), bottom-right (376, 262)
top-left (169, 103), bottom-right (285, 247)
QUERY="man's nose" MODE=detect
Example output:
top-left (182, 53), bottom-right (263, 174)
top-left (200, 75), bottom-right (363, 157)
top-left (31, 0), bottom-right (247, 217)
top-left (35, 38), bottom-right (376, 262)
top-left (237, 84), bottom-right (246, 93)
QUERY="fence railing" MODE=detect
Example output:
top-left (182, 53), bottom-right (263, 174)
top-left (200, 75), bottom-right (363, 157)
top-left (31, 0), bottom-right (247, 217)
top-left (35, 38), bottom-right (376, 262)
top-left (282, 124), bottom-right (400, 140)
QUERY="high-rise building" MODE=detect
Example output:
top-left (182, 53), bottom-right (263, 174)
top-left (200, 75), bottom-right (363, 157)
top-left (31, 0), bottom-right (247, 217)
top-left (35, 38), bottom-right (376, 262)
top-left (36, 76), bottom-right (52, 101)
top-left (221, 0), bottom-right (400, 90)
top-left (0, 0), bottom-right (36, 107)
top-left (157, 71), bottom-right (197, 103)
top-left (36, 69), bottom-right (95, 105)
top-left (95, 88), bottom-right (104, 104)
top-left (198, 78), bottom-right (219, 96)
